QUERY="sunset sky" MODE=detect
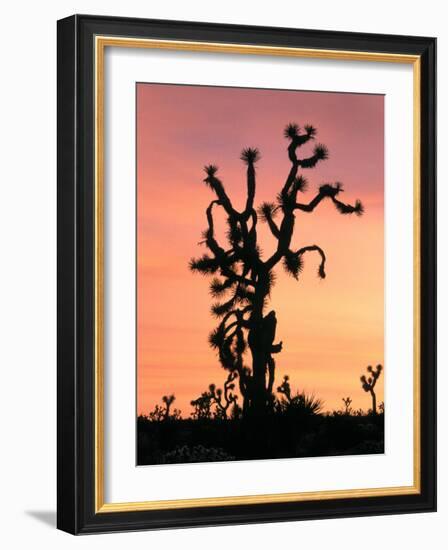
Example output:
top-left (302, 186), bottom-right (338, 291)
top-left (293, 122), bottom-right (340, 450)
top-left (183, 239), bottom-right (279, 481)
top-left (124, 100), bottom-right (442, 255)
top-left (137, 83), bottom-right (384, 416)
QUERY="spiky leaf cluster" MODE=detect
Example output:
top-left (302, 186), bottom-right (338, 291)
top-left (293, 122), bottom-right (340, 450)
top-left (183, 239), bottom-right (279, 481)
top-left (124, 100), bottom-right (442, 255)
top-left (319, 182), bottom-right (343, 197)
top-left (211, 297), bottom-right (236, 318)
top-left (284, 123), bottom-right (300, 139)
top-left (354, 200), bottom-right (364, 216)
top-left (293, 175), bottom-right (308, 193)
top-left (304, 124), bottom-right (317, 137)
top-left (314, 144), bottom-right (329, 160)
top-left (208, 325), bottom-right (226, 350)
top-left (209, 277), bottom-right (234, 297)
top-left (282, 251), bottom-right (303, 279)
top-left (189, 254), bottom-right (220, 274)
top-left (258, 202), bottom-right (277, 222)
top-left (240, 147), bottom-right (260, 164)
top-left (203, 164), bottom-right (218, 177)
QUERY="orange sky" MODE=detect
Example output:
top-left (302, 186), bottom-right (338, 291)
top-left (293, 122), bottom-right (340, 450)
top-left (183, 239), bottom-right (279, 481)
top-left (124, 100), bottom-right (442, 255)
top-left (137, 83), bottom-right (384, 416)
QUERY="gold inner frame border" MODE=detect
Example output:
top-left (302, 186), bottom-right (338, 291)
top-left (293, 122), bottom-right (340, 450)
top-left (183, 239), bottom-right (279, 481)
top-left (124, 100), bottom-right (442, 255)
top-left (94, 36), bottom-right (421, 513)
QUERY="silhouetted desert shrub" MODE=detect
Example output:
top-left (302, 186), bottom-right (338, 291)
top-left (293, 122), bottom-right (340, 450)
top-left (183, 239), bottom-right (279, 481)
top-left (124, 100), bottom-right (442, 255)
top-left (138, 365), bottom-right (384, 464)
top-left (146, 394), bottom-right (182, 421)
top-left (342, 397), bottom-right (353, 415)
top-left (275, 375), bottom-right (324, 418)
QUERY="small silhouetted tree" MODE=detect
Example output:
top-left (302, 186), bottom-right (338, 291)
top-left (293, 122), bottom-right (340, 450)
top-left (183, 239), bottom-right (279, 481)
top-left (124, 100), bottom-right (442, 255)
top-left (210, 371), bottom-right (238, 419)
top-left (360, 364), bottom-right (383, 414)
top-left (148, 394), bottom-right (181, 421)
top-left (190, 122), bottom-right (364, 419)
top-left (191, 372), bottom-right (238, 420)
top-left (190, 391), bottom-right (213, 420)
top-left (161, 394), bottom-right (176, 420)
top-left (342, 396), bottom-right (353, 415)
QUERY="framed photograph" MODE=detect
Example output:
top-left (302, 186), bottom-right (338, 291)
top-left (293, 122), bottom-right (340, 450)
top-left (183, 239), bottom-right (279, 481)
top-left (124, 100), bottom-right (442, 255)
top-left (57, 15), bottom-right (436, 534)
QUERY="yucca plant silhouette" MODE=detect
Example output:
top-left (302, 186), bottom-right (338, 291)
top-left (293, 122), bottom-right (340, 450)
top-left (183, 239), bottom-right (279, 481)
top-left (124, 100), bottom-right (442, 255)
top-left (148, 394), bottom-right (181, 421)
top-left (190, 122), bottom-right (364, 419)
top-left (360, 364), bottom-right (383, 414)
top-left (276, 375), bottom-right (324, 415)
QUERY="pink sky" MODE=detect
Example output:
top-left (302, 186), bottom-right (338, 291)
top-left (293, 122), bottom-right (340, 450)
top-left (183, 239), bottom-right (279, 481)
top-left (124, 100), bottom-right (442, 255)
top-left (137, 83), bottom-right (384, 416)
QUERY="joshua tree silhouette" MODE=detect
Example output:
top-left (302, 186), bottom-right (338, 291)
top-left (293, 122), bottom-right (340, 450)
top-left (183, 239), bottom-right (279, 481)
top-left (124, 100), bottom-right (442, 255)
top-left (210, 371), bottom-right (238, 419)
top-left (360, 364), bottom-right (383, 414)
top-left (191, 372), bottom-right (238, 420)
top-left (161, 394), bottom-right (175, 420)
top-left (342, 396), bottom-right (353, 415)
top-left (148, 394), bottom-right (181, 421)
top-left (190, 122), bottom-right (364, 419)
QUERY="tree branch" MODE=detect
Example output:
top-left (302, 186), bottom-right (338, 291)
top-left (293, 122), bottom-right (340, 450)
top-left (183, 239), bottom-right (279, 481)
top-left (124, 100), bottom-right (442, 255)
top-left (296, 245), bottom-right (327, 279)
top-left (203, 165), bottom-right (238, 217)
top-left (241, 148), bottom-right (260, 218)
top-left (258, 202), bottom-right (280, 239)
top-left (295, 183), bottom-right (364, 216)
top-left (294, 192), bottom-right (327, 212)
top-left (298, 144), bottom-right (328, 168)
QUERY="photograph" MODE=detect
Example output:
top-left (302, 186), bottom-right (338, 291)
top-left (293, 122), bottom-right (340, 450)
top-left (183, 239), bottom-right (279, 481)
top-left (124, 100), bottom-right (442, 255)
top-left (0, 0), bottom-right (442, 545)
top-left (136, 83), bottom-right (385, 465)
top-left (54, 13), bottom-right (436, 534)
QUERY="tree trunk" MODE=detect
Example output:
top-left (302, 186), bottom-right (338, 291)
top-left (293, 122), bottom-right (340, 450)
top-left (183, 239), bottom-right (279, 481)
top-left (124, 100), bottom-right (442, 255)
top-left (247, 317), bottom-right (268, 418)
top-left (370, 390), bottom-right (377, 415)
top-left (246, 274), bottom-right (272, 419)
top-left (251, 351), bottom-right (268, 418)
top-left (249, 318), bottom-right (276, 415)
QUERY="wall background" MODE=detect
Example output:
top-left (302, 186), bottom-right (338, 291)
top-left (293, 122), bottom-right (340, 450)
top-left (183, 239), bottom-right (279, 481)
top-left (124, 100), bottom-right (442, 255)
top-left (0, 1), bottom-right (443, 547)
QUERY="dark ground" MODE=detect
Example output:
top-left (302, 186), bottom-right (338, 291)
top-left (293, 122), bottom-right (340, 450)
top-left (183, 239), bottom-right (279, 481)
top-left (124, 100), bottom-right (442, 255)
top-left (137, 412), bottom-right (384, 465)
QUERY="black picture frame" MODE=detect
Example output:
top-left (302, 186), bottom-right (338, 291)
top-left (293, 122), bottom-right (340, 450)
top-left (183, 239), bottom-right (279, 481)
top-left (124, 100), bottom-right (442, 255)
top-left (57, 14), bottom-right (436, 534)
